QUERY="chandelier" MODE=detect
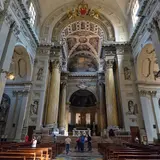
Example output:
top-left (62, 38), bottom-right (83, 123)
top-left (67, 0), bottom-right (100, 19)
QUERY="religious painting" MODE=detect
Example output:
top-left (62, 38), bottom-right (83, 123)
top-left (30, 100), bottom-right (39, 116)
top-left (126, 100), bottom-right (138, 115)
top-left (124, 67), bottom-right (131, 80)
top-left (68, 55), bottom-right (97, 72)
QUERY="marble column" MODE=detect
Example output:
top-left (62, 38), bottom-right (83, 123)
top-left (99, 82), bottom-right (106, 134)
top-left (59, 82), bottom-right (67, 133)
top-left (14, 89), bottom-right (30, 141)
top-left (105, 58), bottom-right (118, 126)
top-left (65, 104), bottom-right (70, 135)
top-left (139, 90), bottom-right (157, 143)
top-left (46, 60), bottom-right (61, 126)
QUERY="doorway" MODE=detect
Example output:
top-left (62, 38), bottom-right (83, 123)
top-left (130, 126), bottom-right (140, 143)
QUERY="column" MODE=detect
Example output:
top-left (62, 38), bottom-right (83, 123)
top-left (105, 58), bottom-right (118, 126)
top-left (14, 89), bottom-right (30, 141)
top-left (59, 82), bottom-right (67, 134)
top-left (99, 82), bottom-right (106, 134)
top-left (65, 104), bottom-right (70, 136)
top-left (139, 90), bottom-right (157, 143)
top-left (150, 91), bottom-right (160, 138)
top-left (46, 59), bottom-right (61, 126)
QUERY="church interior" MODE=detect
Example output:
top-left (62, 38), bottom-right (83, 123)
top-left (0, 0), bottom-right (160, 159)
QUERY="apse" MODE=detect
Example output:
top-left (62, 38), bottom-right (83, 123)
top-left (70, 90), bottom-right (97, 107)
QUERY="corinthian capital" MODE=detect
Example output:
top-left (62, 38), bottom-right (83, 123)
top-left (104, 59), bottom-right (114, 70)
top-left (51, 59), bottom-right (60, 69)
top-left (139, 90), bottom-right (157, 97)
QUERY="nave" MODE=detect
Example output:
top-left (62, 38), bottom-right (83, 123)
top-left (1, 136), bottom-right (160, 160)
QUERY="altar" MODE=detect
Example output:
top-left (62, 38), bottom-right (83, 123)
top-left (72, 128), bottom-right (91, 136)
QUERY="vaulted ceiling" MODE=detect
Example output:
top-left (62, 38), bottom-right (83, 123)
top-left (38, 0), bottom-right (130, 42)
top-left (39, 0), bottom-right (129, 24)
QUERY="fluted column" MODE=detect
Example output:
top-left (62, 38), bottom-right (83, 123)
top-left (105, 58), bottom-right (118, 126)
top-left (59, 82), bottom-right (67, 133)
top-left (99, 82), bottom-right (106, 134)
top-left (46, 60), bottom-right (61, 126)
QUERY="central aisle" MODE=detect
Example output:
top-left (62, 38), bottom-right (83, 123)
top-left (55, 148), bottom-right (103, 160)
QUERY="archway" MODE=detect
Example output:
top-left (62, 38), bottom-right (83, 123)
top-left (68, 90), bottom-right (97, 134)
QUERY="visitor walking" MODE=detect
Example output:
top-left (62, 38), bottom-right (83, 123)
top-left (65, 136), bottom-right (71, 155)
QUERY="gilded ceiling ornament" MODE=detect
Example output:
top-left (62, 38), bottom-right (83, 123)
top-left (67, 0), bottom-right (100, 19)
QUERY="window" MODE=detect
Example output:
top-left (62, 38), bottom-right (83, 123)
top-left (132, 0), bottom-right (139, 27)
top-left (29, 2), bottom-right (36, 27)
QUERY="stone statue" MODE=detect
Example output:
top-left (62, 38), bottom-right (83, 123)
top-left (124, 67), bottom-right (131, 80)
top-left (0, 94), bottom-right (10, 121)
top-left (30, 100), bottom-right (39, 116)
top-left (126, 100), bottom-right (138, 115)
top-left (37, 68), bottom-right (43, 80)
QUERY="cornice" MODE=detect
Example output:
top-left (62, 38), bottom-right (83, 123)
top-left (68, 72), bottom-right (98, 77)
top-left (102, 42), bottom-right (130, 47)
top-left (6, 81), bottom-right (32, 86)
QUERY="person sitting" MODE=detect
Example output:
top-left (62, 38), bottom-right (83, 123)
top-left (109, 129), bottom-right (115, 138)
top-left (25, 135), bottom-right (29, 143)
top-left (31, 136), bottom-right (37, 148)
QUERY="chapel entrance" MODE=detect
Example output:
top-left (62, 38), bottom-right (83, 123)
top-left (69, 90), bottom-right (97, 134)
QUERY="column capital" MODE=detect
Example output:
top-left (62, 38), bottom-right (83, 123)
top-left (61, 81), bottom-right (67, 88)
top-left (139, 90), bottom-right (157, 97)
top-left (51, 59), bottom-right (61, 70)
top-left (104, 59), bottom-right (115, 69)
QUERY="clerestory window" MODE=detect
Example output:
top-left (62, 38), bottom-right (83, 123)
top-left (29, 2), bottom-right (36, 27)
top-left (131, 0), bottom-right (139, 27)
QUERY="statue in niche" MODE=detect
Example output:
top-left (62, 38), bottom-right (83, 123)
top-left (126, 100), bottom-right (138, 115)
top-left (30, 100), bottom-right (39, 116)
top-left (124, 67), bottom-right (131, 80)
top-left (0, 94), bottom-right (10, 121)
top-left (37, 68), bottom-right (43, 81)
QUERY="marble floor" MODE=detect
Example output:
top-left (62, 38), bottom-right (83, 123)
top-left (55, 148), bottom-right (103, 160)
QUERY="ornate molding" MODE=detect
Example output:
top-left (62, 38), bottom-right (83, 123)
top-left (0, 0), bottom-right (4, 12)
top-left (12, 90), bottom-right (30, 96)
top-left (76, 81), bottom-right (90, 90)
top-left (139, 90), bottom-right (157, 97)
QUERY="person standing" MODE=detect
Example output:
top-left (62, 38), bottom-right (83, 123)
top-left (80, 134), bottom-right (85, 152)
top-left (65, 136), bottom-right (71, 155)
top-left (87, 134), bottom-right (92, 151)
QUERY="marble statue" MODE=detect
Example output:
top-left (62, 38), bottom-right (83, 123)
top-left (0, 94), bottom-right (10, 121)
top-left (30, 100), bottom-right (39, 116)
top-left (126, 100), bottom-right (138, 115)
top-left (124, 67), bottom-right (131, 80)
top-left (37, 68), bottom-right (43, 80)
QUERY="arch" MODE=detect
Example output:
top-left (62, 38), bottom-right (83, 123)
top-left (136, 44), bottom-right (160, 82)
top-left (69, 90), bottom-right (97, 107)
top-left (67, 87), bottom-right (98, 103)
top-left (40, 1), bottom-right (128, 43)
top-left (9, 44), bottom-right (32, 81)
